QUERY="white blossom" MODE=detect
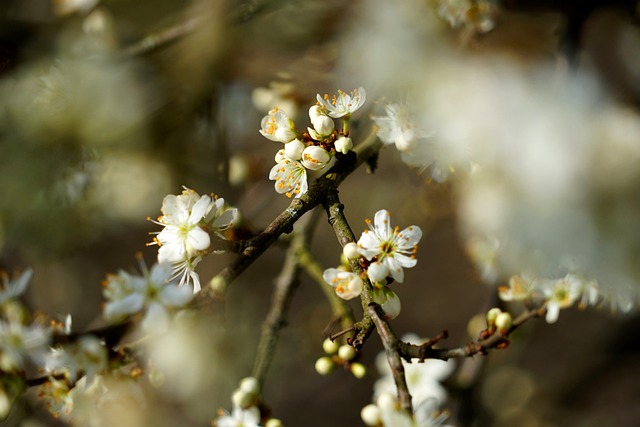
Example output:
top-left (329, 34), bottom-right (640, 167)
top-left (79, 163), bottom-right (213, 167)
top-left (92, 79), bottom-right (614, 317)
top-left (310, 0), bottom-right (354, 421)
top-left (0, 268), bottom-right (32, 304)
top-left (334, 136), bottom-right (353, 154)
top-left (323, 268), bottom-right (364, 300)
top-left (259, 107), bottom-right (296, 143)
top-left (215, 405), bottom-right (261, 427)
top-left (372, 103), bottom-right (429, 151)
top-left (283, 138), bottom-right (305, 161)
top-left (103, 260), bottom-right (193, 331)
top-left (316, 87), bottom-right (366, 119)
top-left (357, 210), bottom-right (423, 283)
top-left (269, 149), bottom-right (308, 198)
top-left (542, 275), bottom-right (582, 324)
top-left (0, 320), bottom-right (50, 371)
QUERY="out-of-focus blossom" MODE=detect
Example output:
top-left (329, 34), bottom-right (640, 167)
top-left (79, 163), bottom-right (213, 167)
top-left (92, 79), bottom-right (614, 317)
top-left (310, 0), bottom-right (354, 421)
top-left (45, 335), bottom-right (107, 383)
top-left (374, 334), bottom-right (455, 408)
top-left (0, 320), bottom-right (50, 372)
top-left (215, 405), bottom-right (261, 427)
top-left (541, 275), bottom-right (582, 324)
top-left (103, 260), bottom-right (193, 331)
top-left (0, 269), bottom-right (32, 305)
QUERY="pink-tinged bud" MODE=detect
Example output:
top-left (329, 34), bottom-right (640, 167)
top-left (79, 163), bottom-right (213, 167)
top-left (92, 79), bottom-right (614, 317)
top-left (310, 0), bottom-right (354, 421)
top-left (301, 146), bottom-right (331, 170)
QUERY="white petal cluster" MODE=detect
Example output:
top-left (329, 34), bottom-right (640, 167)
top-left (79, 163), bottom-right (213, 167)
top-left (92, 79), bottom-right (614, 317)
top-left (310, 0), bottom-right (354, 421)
top-left (45, 335), bottom-right (107, 383)
top-left (0, 319), bottom-right (51, 372)
top-left (151, 187), bottom-right (238, 292)
top-left (363, 333), bottom-right (456, 427)
top-left (322, 268), bottom-right (364, 300)
top-left (215, 406), bottom-right (261, 427)
top-left (103, 260), bottom-right (194, 332)
top-left (261, 87), bottom-right (366, 198)
top-left (357, 209), bottom-right (423, 283)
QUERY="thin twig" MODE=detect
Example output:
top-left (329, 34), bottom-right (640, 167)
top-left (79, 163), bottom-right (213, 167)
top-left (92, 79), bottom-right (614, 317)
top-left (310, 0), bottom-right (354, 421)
top-left (251, 209), bottom-right (320, 387)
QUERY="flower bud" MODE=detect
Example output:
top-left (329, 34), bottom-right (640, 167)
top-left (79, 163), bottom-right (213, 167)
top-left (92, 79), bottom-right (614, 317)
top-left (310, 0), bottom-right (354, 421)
top-left (309, 105), bottom-right (323, 122)
top-left (376, 393), bottom-right (397, 411)
top-left (486, 307), bottom-right (502, 328)
top-left (274, 149), bottom-right (286, 163)
top-left (360, 404), bottom-right (381, 426)
top-left (312, 115), bottom-right (334, 136)
top-left (495, 312), bottom-right (513, 335)
top-left (342, 242), bottom-right (360, 260)
top-left (334, 136), bottom-right (353, 154)
top-left (322, 338), bottom-right (339, 355)
top-left (314, 357), bottom-right (334, 375)
top-left (265, 419), bottom-right (284, 427)
top-left (350, 362), bottom-right (367, 379)
top-left (367, 261), bottom-right (388, 283)
top-left (381, 290), bottom-right (401, 320)
top-left (232, 389), bottom-right (253, 408)
top-left (209, 276), bottom-right (228, 296)
top-left (301, 146), bottom-right (331, 170)
top-left (275, 126), bottom-right (296, 143)
top-left (338, 344), bottom-right (357, 361)
top-left (239, 377), bottom-right (260, 395)
top-left (284, 139), bottom-right (305, 160)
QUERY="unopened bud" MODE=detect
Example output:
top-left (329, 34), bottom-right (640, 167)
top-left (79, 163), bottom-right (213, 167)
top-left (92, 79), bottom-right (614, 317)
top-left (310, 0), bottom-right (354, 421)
top-left (381, 290), bottom-right (401, 320)
top-left (360, 404), bottom-right (381, 426)
top-left (376, 393), bottom-right (397, 411)
top-left (265, 419), bottom-right (284, 427)
top-left (284, 139), bottom-right (305, 161)
top-left (314, 357), bottom-right (334, 375)
top-left (495, 312), bottom-right (513, 335)
top-left (342, 242), bottom-right (360, 260)
top-left (350, 362), bottom-right (367, 379)
top-left (301, 146), bottom-right (331, 170)
top-left (210, 276), bottom-right (228, 295)
top-left (239, 377), bottom-right (260, 396)
top-left (309, 105), bottom-right (323, 122)
top-left (322, 338), bottom-right (339, 355)
top-left (486, 307), bottom-right (502, 327)
top-left (312, 115), bottom-right (334, 136)
top-left (334, 136), bottom-right (353, 154)
top-left (367, 261), bottom-right (388, 283)
top-left (232, 389), bottom-right (253, 408)
top-left (338, 344), bottom-right (357, 361)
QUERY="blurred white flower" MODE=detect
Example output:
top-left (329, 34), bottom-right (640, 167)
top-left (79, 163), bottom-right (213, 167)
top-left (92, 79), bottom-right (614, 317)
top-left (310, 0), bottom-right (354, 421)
top-left (541, 275), bottom-right (582, 324)
top-left (215, 405), bottom-right (261, 427)
top-left (373, 103), bottom-right (430, 152)
top-left (0, 268), bottom-right (32, 304)
top-left (0, 320), bottom-right (50, 372)
top-left (103, 260), bottom-right (193, 331)
top-left (374, 334), bottom-right (455, 408)
top-left (357, 209), bottom-right (422, 283)
top-left (316, 87), bottom-right (366, 119)
top-left (45, 335), bottom-right (107, 382)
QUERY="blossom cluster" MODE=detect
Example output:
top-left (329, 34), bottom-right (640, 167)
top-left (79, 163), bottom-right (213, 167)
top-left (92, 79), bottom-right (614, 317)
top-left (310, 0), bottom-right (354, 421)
top-left (498, 273), bottom-right (605, 323)
top-left (260, 88), bottom-right (366, 198)
top-left (323, 209), bottom-right (422, 319)
top-left (361, 334), bottom-right (455, 427)
top-left (150, 187), bottom-right (238, 293)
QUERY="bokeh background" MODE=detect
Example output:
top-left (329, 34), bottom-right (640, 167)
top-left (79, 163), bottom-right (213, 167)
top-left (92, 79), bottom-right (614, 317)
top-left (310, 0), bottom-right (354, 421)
top-left (1, 0), bottom-right (640, 426)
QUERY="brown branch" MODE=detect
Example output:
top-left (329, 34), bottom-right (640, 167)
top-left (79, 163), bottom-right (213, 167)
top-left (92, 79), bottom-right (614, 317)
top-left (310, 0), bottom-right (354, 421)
top-left (251, 209), bottom-right (320, 387)
top-left (207, 132), bottom-right (381, 295)
top-left (397, 307), bottom-right (545, 361)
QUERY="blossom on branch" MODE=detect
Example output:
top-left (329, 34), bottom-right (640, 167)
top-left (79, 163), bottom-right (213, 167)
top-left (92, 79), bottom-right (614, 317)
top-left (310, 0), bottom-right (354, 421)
top-left (269, 149), bottom-right (309, 198)
top-left (150, 187), bottom-right (238, 292)
top-left (259, 107), bottom-right (297, 143)
top-left (323, 268), bottom-right (364, 300)
top-left (357, 209), bottom-right (422, 283)
top-left (316, 87), bottom-right (366, 119)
